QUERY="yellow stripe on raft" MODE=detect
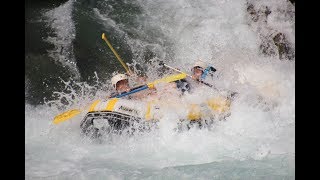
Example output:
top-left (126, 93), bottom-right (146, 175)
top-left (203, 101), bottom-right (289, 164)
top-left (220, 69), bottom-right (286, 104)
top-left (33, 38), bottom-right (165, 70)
top-left (88, 100), bottom-right (100, 112)
top-left (145, 100), bottom-right (155, 120)
top-left (187, 104), bottom-right (201, 120)
top-left (207, 97), bottom-right (231, 113)
top-left (106, 98), bottom-right (119, 111)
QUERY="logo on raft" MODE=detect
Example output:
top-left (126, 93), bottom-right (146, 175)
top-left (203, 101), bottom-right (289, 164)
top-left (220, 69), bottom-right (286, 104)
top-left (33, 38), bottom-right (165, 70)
top-left (118, 105), bottom-right (139, 115)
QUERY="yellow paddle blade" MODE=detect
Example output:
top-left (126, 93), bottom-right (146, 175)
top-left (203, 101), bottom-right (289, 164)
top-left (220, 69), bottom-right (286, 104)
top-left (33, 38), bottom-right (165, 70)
top-left (53, 109), bottom-right (81, 125)
top-left (147, 73), bottom-right (187, 88)
top-left (152, 73), bottom-right (187, 85)
top-left (102, 33), bottom-right (106, 40)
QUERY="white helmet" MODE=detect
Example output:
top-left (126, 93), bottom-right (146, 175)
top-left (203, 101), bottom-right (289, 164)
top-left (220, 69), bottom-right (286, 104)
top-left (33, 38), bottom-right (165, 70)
top-left (111, 73), bottom-right (128, 89)
top-left (191, 60), bottom-right (206, 71)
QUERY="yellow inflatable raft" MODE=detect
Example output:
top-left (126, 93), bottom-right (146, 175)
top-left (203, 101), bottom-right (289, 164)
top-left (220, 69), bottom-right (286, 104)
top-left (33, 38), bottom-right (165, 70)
top-left (80, 95), bottom-right (231, 137)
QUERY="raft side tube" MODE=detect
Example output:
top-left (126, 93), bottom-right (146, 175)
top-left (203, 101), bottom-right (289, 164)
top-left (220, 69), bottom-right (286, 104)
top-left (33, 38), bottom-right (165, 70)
top-left (80, 111), bottom-right (142, 138)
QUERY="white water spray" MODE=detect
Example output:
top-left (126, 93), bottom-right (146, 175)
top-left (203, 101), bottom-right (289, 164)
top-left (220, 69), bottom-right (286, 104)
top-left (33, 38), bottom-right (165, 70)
top-left (26, 0), bottom-right (294, 179)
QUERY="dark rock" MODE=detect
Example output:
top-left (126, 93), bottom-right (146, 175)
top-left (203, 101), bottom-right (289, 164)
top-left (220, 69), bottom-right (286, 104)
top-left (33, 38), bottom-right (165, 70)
top-left (273, 33), bottom-right (295, 60)
top-left (246, 3), bottom-right (272, 23)
top-left (259, 40), bottom-right (277, 57)
top-left (246, 1), bottom-right (295, 61)
top-left (247, 4), bottom-right (259, 22)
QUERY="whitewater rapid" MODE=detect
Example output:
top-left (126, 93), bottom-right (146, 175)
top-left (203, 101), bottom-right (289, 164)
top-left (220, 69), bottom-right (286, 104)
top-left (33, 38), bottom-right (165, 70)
top-left (25, 0), bottom-right (294, 179)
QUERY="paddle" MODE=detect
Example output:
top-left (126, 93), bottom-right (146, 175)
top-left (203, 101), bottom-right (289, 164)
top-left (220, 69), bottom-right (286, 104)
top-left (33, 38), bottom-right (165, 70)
top-left (102, 33), bottom-right (133, 75)
top-left (53, 109), bottom-right (81, 125)
top-left (102, 32), bottom-right (145, 86)
top-left (110, 73), bottom-right (187, 98)
top-left (53, 73), bottom-right (187, 124)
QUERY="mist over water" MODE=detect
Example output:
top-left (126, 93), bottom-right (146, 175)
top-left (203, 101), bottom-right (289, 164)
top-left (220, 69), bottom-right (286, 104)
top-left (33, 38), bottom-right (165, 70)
top-left (25, 0), bottom-right (294, 179)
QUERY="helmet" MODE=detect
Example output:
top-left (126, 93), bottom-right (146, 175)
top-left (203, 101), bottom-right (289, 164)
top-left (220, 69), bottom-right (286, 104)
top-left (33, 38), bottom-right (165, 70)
top-left (111, 73), bottom-right (128, 89)
top-left (191, 60), bottom-right (206, 71)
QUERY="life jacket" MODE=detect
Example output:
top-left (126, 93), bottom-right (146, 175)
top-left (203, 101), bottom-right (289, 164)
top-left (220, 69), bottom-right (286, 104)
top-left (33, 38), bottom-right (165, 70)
top-left (200, 66), bottom-right (216, 81)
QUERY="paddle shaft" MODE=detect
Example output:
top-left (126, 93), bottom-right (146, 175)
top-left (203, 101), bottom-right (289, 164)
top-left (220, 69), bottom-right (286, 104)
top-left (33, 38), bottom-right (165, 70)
top-left (163, 64), bottom-right (193, 78)
top-left (111, 85), bottom-right (148, 98)
top-left (102, 33), bottom-right (133, 75)
top-left (110, 73), bottom-right (187, 98)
